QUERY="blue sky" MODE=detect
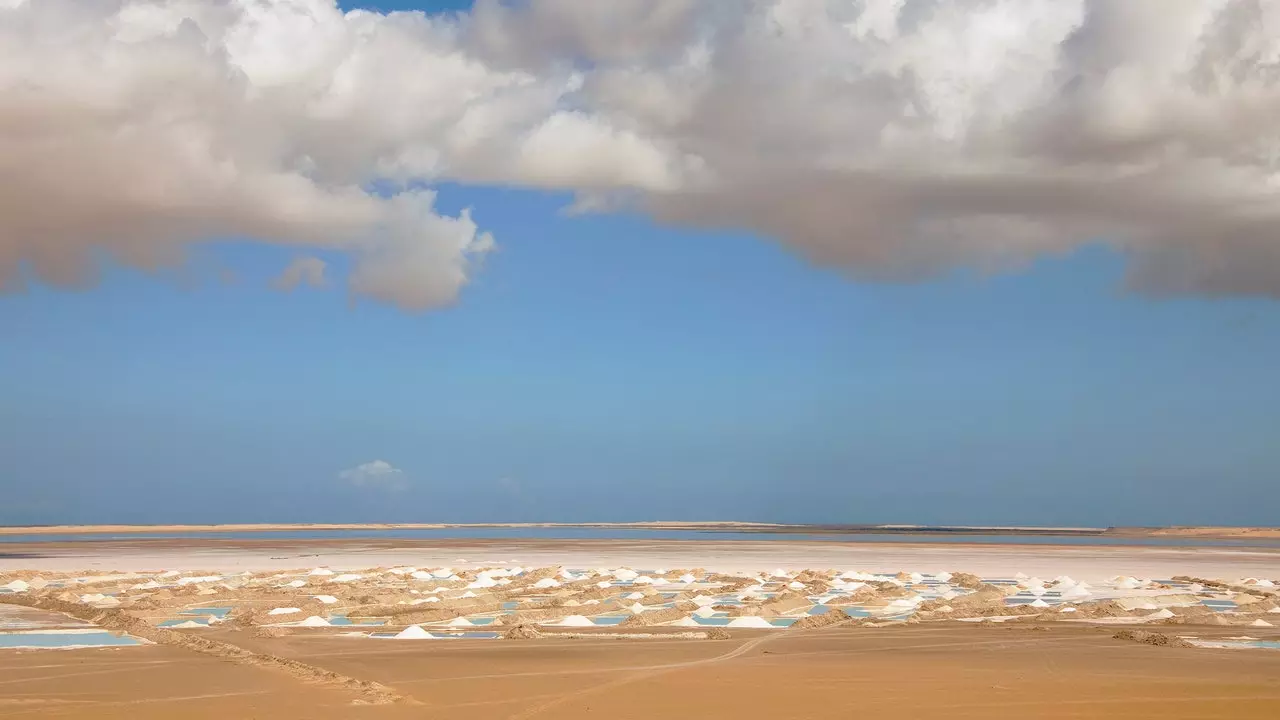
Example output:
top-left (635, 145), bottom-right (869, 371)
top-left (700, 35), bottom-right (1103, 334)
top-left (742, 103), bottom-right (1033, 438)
top-left (5, 182), bottom-right (1278, 526)
top-left (2, 1), bottom-right (1279, 527)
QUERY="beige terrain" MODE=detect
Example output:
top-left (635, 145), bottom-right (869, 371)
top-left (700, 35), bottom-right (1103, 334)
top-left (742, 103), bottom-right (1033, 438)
top-left (1, 624), bottom-right (1277, 719)
top-left (3, 539), bottom-right (1278, 719)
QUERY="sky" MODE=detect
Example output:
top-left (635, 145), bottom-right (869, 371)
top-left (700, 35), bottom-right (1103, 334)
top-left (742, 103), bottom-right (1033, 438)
top-left (2, 0), bottom-right (1279, 527)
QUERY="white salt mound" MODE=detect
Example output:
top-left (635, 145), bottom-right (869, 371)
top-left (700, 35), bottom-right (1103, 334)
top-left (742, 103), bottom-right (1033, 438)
top-left (268, 607), bottom-right (301, 616)
top-left (314, 595), bottom-right (339, 605)
top-left (532, 578), bottom-right (560, 589)
top-left (727, 616), bottom-right (776, 629)
top-left (309, 568), bottom-right (334, 577)
top-left (297, 616), bottom-right (331, 627)
top-left (1148, 609), bottom-right (1176, 620)
top-left (168, 620), bottom-right (208, 629)
top-left (411, 571), bottom-right (434, 580)
top-left (285, 580), bottom-right (307, 588)
top-left (679, 573), bottom-right (697, 584)
top-left (1029, 599), bottom-right (1050, 608)
top-left (556, 615), bottom-right (596, 627)
top-left (395, 625), bottom-right (432, 639)
top-left (1251, 619), bottom-right (1274, 627)
top-left (3, 580), bottom-right (30, 592)
top-left (328, 574), bottom-right (363, 583)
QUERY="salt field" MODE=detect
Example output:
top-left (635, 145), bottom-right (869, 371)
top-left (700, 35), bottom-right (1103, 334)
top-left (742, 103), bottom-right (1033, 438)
top-left (1, 540), bottom-right (1278, 718)
top-left (2, 557), bottom-right (1277, 648)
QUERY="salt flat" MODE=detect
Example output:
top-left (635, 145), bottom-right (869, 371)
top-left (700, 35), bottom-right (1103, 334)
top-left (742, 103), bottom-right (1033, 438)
top-left (3, 538), bottom-right (1278, 580)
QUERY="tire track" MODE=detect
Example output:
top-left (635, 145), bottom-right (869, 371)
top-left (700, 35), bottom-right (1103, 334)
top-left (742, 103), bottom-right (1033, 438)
top-left (505, 633), bottom-right (778, 719)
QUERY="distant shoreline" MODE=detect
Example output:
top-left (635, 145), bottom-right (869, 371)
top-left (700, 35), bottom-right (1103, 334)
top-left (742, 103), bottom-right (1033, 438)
top-left (1, 521), bottom-right (1277, 540)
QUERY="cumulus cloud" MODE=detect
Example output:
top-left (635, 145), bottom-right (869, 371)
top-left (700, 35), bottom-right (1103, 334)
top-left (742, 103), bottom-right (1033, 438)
top-left (338, 459), bottom-right (407, 490)
top-left (5, 0), bottom-right (1280, 303)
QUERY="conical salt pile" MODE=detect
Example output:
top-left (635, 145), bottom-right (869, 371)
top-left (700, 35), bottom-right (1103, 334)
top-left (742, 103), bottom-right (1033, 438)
top-left (395, 625), bottom-right (432, 639)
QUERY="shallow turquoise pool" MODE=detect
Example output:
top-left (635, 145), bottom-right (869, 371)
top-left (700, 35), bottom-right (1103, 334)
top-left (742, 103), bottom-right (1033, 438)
top-left (179, 607), bottom-right (232, 618)
top-left (0, 631), bottom-right (141, 649)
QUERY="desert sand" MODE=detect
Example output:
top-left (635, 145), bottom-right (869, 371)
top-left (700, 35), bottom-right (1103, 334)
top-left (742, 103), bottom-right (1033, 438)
top-left (2, 538), bottom-right (1278, 719)
top-left (1, 625), bottom-right (1278, 719)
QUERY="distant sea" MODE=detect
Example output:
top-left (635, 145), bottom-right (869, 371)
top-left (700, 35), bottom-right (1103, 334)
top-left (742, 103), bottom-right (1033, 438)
top-left (3, 527), bottom-right (1280, 547)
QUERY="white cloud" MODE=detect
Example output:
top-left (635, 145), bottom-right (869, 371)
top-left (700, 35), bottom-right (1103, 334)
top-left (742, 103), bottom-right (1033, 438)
top-left (339, 460), bottom-right (406, 490)
top-left (5, 0), bottom-right (1280, 303)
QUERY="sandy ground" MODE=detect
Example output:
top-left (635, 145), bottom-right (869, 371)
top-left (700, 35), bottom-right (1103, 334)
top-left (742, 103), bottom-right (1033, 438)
top-left (2, 625), bottom-right (1277, 719)
top-left (3, 538), bottom-right (1278, 582)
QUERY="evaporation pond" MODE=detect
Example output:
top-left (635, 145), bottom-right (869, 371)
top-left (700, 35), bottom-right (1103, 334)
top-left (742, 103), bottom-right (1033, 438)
top-left (0, 629), bottom-right (142, 649)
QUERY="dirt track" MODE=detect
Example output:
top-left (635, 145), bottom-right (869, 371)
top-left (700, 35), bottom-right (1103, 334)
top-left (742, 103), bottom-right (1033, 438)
top-left (4, 623), bottom-right (1278, 719)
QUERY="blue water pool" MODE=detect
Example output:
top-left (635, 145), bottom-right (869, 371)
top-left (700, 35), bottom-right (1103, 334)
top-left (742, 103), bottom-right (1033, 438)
top-left (179, 607), bottom-right (231, 618)
top-left (0, 631), bottom-right (141, 649)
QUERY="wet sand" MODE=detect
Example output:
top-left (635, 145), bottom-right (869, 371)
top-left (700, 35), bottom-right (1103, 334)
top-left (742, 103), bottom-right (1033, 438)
top-left (3, 625), bottom-right (1277, 719)
top-left (2, 538), bottom-right (1278, 582)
